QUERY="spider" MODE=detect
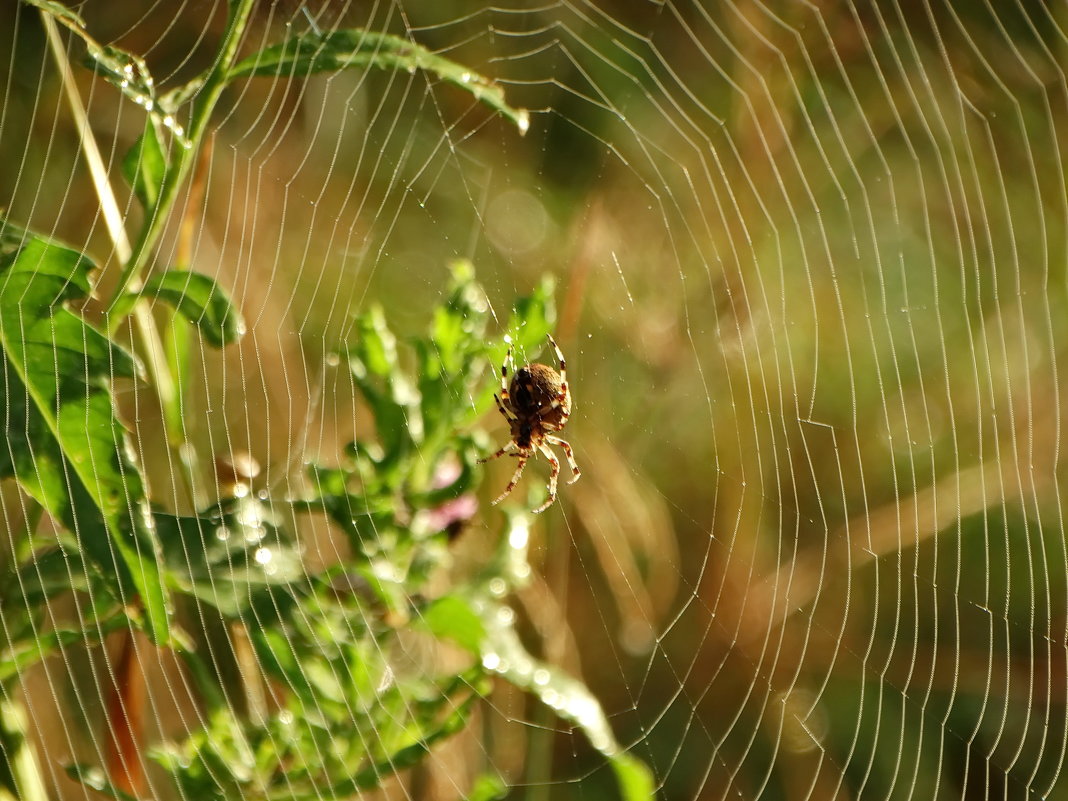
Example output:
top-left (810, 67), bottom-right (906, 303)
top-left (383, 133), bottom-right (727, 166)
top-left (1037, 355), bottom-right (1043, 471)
top-left (479, 335), bottom-right (581, 514)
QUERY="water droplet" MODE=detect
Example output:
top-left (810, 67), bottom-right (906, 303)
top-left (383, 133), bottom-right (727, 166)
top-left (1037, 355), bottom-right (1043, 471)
top-left (254, 547), bottom-right (272, 565)
top-left (481, 653), bottom-right (501, 671)
top-left (243, 526), bottom-right (265, 545)
top-left (508, 521), bottom-right (529, 550)
top-left (82, 767), bottom-right (107, 790)
top-left (488, 578), bottom-right (507, 597)
top-left (215, 526), bottom-right (231, 542)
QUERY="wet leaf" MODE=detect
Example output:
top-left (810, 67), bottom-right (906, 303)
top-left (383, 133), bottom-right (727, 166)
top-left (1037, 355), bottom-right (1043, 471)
top-left (230, 29), bottom-right (529, 134)
top-left (25, 0), bottom-right (190, 143)
top-left (156, 496), bottom-right (305, 617)
top-left (478, 596), bottom-right (655, 801)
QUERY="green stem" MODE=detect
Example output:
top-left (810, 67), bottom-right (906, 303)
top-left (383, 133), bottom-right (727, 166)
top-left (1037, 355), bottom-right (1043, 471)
top-left (107, 0), bottom-right (256, 312)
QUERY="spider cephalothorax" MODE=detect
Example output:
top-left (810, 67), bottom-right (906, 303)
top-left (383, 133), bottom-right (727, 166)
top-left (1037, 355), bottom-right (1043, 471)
top-left (479, 335), bottom-right (580, 514)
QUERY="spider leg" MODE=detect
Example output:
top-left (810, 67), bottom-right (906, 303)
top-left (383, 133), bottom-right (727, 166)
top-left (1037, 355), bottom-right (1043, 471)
top-left (536, 402), bottom-right (569, 426)
top-left (547, 334), bottom-right (566, 382)
top-left (491, 454), bottom-right (529, 506)
top-left (494, 393), bottom-right (516, 421)
top-left (499, 347), bottom-right (512, 391)
top-left (478, 441), bottom-right (517, 464)
top-left (532, 444), bottom-right (561, 514)
top-left (545, 334), bottom-right (571, 417)
top-left (545, 435), bottom-right (580, 484)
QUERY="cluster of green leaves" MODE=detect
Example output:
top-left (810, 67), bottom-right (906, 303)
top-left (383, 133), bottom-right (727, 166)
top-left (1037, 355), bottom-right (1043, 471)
top-left (302, 261), bottom-right (552, 592)
top-left (64, 265), bottom-right (650, 801)
top-left (2, 1), bottom-right (652, 799)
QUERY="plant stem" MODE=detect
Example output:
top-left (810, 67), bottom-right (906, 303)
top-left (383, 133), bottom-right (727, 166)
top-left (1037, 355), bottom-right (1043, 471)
top-left (107, 0), bottom-right (257, 309)
top-left (0, 696), bottom-right (48, 801)
top-left (41, 10), bottom-right (194, 505)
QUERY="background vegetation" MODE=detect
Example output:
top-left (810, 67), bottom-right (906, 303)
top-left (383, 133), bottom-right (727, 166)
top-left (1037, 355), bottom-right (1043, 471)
top-left (2, 1), bottom-right (1067, 800)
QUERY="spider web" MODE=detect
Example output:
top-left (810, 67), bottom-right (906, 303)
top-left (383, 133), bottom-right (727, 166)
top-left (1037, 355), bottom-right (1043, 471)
top-left (1, 1), bottom-right (1065, 799)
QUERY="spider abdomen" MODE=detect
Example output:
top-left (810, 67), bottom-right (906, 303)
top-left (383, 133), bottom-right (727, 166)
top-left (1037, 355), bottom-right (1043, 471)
top-left (510, 364), bottom-right (571, 428)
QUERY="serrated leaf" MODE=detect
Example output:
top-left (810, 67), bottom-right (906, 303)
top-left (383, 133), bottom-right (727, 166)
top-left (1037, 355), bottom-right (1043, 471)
top-left (0, 228), bottom-right (171, 644)
top-left (229, 29), bottom-right (529, 134)
top-left (122, 120), bottom-right (167, 210)
top-left (138, 270), bottom-right (245, 348)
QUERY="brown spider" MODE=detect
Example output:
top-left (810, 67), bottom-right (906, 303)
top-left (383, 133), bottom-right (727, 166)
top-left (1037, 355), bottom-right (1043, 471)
top-left (479, 335), bottom-right (581, 514)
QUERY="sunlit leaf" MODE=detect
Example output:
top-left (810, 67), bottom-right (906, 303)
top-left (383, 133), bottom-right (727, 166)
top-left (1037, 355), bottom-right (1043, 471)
top-left (19, 0), bottom-right (82, 27)
top-left (0, 230), bottom-right (171, 644)
top-left (611, 752), bottom-right (658, 801)
top-left (344, 307), bottom-right (421, 468)
top-left (65, 764), bottom-right (141, 801)
top-left (136, 269), bottom-right (246, 348)
top-left (464, 774), bottom-right (508, 801)
top-left (156, 496), bottom-right (305, 617)
top-left (478, 597), bottom-right (655, 801)
top-left (229, 29), bottom-right (529, 134)
top-left (504, 273), bottom-right (556, 360)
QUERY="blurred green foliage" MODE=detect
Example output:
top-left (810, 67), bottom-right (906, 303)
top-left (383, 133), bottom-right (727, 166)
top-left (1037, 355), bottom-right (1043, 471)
top-left (3, 0), bottom-right (1068, 800)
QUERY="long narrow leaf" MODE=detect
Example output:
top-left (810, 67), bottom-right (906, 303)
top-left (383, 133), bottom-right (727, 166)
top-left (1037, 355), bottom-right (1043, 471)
top-left (230, 29), bottom-right (529, 133)
top-left (479, 598), bottom-right (656, 801)
top-left (0, 231), bottom-right (171, 644)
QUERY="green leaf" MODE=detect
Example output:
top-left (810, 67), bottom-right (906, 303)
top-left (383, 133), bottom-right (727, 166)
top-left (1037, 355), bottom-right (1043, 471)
top-left (19, 0), bottom-right (82, 27)
top-left (64, 764), bottom-right (140, 801)
top-left (229, 30), bottom-right (529, 134)
top-left (0, 230), bottom-right (171, 645)
top-left (0, 615), bottom-right (128, 685)
top-left (611, 752), bottom-right (658, 801)
top-left (136, 270), bottom-right (246, 348)
top-left (505, 274), bottom-right (556, 360)
top-left (345, 307), bottom-right (421, 467)
top-left (25, 0), bottom-right (191, 144)
top-left (478, 599), bottom-right (655, 801)
top-left (420, 595), bottom-right (486, 654)
top-left (156, 497), bottom-right (305, 617)
top-left (122, 119), bottom-right (167, 210)
top-left (464, 774), bottom-right (509, 801)
top-left (0, 218), bottom-right (33, 259)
